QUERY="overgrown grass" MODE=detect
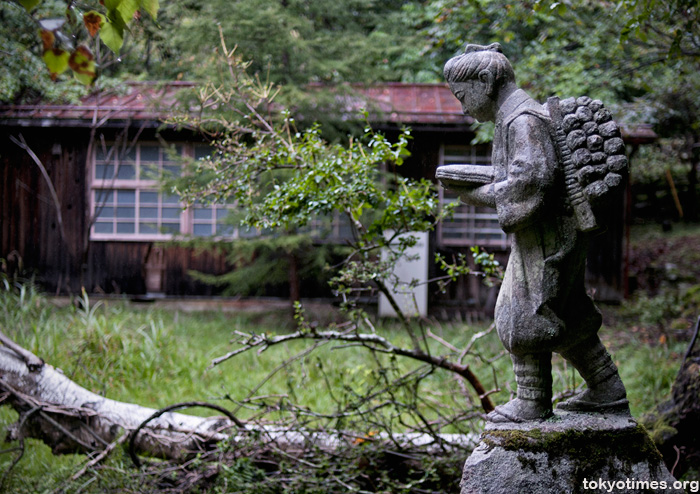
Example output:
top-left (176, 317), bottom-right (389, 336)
top-left (0, 284), bottom-right (689, 492)
top-left (629, 221), bottom-right (700, 246)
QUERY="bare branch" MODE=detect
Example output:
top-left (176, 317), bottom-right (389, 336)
top-left (213, 326), bottom-right (495, 413)
top-left (9, 134), bottom-right (67, 246)
top-left (68, 433), bottom-right (128, 483)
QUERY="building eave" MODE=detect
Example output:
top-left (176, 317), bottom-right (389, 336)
top-left (0, 82), bottom-right (657, 142)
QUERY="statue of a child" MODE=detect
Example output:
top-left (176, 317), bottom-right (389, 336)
top-left (438, 43), bottom-right (629, 423)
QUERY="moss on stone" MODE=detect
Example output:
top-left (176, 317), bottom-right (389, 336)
top-left (516, 453), bottom-right (538, 473)
top-left (645, 417), bottom-right (679, 446)
top-left (481, 424), bottom-right (666, 485)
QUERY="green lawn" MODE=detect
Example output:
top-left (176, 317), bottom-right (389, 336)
top-left (0, 284), bottom-right (689, 492)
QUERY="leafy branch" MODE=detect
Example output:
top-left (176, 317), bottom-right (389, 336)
top-left (166, 31), bottom-right (501, 438)
top-left (10, 0), bottom-right (160, 83)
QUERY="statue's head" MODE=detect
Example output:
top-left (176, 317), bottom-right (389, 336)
top-left (444, 43), bottom-right (515, 122)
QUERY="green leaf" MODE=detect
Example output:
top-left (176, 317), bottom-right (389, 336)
top-left (43, 48), bottom-right (70, 79)
top-left (103, 0), bottom-right (123, 10)
top-left (139, 0), bottom-right (159, 19)
top-left (107, 7), bottom-right (129, 29)
top-left (100, 20), bottom-right (125, 53)
top-left (118, 0), bottom-right (139, 23)
top-left (18, 0), bottom-right (41, 11)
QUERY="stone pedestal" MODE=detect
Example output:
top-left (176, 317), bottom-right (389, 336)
top-left (461, 412), bottom-right (683, 494)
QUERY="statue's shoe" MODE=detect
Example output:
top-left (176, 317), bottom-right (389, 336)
top-left (486, 398), bottom-right (553, 423)
top-left (556, 395), bottom-right (630, 413)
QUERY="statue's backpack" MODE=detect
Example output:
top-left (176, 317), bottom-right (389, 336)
top-left (546, 96), bottom-right (628, 232)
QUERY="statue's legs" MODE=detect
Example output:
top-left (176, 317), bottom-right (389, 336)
top-left (487, 352), bottom-right (553, 422)
top-left (557, 335), bottom-right (629, 412)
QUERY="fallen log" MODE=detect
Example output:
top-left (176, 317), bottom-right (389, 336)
top-left (0, 346), bottom-right (239, 460)
top-left (0, 341), bottom-right (477, 466)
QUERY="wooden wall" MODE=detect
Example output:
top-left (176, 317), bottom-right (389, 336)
top-left (2, 123), bottom-right (625, 306)
top-left (2, 127), bottom-right (87, 293)
top-left (1, 127), bottom-right (232, 296)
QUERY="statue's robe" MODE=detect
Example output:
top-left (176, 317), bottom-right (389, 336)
top-left (490, 89), bottom-right (601, 355)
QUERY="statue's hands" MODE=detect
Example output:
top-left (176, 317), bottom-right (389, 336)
top-left (458, 183), bottom-right (496, 208)
top-left (436, 164), bottom-right (494, 188)
top-left (436, 164), bottom-right (497, 208)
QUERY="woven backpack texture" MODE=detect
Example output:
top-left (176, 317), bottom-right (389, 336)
top-left (547, 96), bottom-right (628, 232)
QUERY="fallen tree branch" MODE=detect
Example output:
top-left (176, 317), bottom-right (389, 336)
top-left (128, 401), bottom-right (245, 468)
top-left (0, 329), bottom-right (43, 371)
top-left (213, 326), bottom-right (495, 412)
top-left (0, 341), bottom-right (476, 466)
top-left (0, 346), bottom-right (237, 460)
top-left (68, 433), bottom-right (128, 483)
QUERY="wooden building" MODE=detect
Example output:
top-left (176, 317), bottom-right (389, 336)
top-left (0, 82), bottom-right (655, 312)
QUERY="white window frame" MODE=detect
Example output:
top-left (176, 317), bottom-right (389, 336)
top-left (89, 142), bottom-right (247, 241)
top-left (437, 144), bottom-right (510, 249)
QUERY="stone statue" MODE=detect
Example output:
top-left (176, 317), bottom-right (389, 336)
top-left (437, 43), bottom-right (629, 423)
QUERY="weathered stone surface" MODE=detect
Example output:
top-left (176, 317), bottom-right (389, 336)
top-left (441, 42), bottom-right (629, 425)
top-left (461, 413), bottom-right (683, 494)
top-left (439, 38), bottom-right (660, 494)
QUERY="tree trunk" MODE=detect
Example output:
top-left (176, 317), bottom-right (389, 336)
top-left (642, 318), bottom-right (700, 478)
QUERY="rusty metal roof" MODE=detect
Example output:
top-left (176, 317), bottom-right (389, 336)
top-left (0, 81), bottom-right (471, 128)
top-left (350, 82), bottom-right (473, 125)
top-left (0, 81), bottom-right (194, 128)
top-left (0, 81), bottom-right (656, 141)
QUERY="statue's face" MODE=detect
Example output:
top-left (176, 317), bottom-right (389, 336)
top-left (449, 80), bottom-right (496, 123)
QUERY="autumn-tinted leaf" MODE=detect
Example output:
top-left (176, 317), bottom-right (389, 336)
top-left (68, 46), bottom-right (95, 71)
top-left (84, 11), bottom-right (106, 37)
top-left (18, 0), bottom-right (41, 12)
top-left (43, 48), bottom-right (70, 80)
top-left (68, 46), bottom-right (97, 85)
top-left (39, 29), bottom-right (55, 51)
top-left (139, 0), bottom-right (159, 19)
top-left (99, 19), bottom-right (125, 53)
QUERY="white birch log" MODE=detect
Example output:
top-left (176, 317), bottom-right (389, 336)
top-left (0, 345), bottom-right (477, 462)
top-left (0, 346), bottom-right (236, 460)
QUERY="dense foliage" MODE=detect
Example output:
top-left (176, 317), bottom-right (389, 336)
top-left (0, 0), bottom-right (159, 101)
top-left (167, 33), bottom-right (462, 315)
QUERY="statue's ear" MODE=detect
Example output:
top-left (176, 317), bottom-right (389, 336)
top-left (478, 70), bottom-right (495, 97)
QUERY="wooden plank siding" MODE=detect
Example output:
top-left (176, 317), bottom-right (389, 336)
top-left (2, 83), bottom-right (648, 310)
top-left (1, 128), bottom-right (232, 296)
top-left (2, 128), bottom-right (88, 293)
top-left (1, 123), bottom-right (627, 308)
top-left (85, 241), bottom-right (231, 296)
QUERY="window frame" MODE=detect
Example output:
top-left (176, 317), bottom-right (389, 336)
top-left (436, 144), bottom-right (510, 250)
top-left (89, 142), bottom-right (245, 242)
